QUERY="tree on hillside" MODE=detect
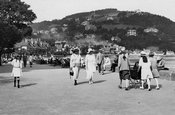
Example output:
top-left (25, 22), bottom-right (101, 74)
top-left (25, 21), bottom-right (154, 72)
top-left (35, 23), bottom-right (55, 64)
top-left (0, 0), bottom-right (36, 65)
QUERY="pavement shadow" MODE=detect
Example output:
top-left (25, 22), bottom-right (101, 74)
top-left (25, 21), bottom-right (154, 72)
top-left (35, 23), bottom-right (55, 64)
top-left (20, 83), bottom-right (37, 88)
top-left (151, 84), bottom-right (163, 89)
top-left (93, 80), bottom-right (106, 84)
top-left (0, 76), bottom-right (13, 85)
top-left (78, 81), bottom-right (89, 85)
top-left (78, 80), bottom-right (106, 85)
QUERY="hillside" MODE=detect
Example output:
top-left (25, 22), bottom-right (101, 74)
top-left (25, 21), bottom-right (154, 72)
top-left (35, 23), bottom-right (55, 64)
top-left (30, 8), bottom-right (175, 51)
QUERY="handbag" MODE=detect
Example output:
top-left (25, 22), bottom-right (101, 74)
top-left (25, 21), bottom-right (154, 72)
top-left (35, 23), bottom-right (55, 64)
top-left (69, 68), bottom-right (74, 76)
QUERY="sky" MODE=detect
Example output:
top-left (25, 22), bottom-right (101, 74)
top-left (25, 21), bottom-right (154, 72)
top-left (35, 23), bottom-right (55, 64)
top-left (22, 0), bottom-right (175, 23)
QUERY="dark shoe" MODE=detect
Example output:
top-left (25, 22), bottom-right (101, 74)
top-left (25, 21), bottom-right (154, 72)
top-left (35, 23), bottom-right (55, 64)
top-left (148, 88), bottom-right (151, 91)
top-left (156, 87), bottom-right (160, 90)
top-left (74, 80), bottom-right (77, 85)
top-left (125, 87), bottom-right (129, 91)
top-left (118, 85), bottom-right (122, 89)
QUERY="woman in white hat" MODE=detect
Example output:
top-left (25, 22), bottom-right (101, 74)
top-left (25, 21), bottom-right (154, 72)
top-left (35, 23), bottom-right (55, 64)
top-left (11, 55), bottom-right (23, 88)
top-left (70, 48), bottom-right (82, 85)
top-left (85, 48), bottom-right (96, 84)
top-left (138, 51), bottom-right (153, 91)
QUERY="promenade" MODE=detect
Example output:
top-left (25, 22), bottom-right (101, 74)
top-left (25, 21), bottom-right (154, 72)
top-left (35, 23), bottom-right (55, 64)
top-left (0, 63), bottom-right (175, 115)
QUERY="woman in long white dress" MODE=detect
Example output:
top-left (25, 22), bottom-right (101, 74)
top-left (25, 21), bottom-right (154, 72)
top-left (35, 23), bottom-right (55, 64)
top-left (11, 56), bottom-right (23, 88)
top-left (138, 51), bottom-right (153, 91)
top-left (85, 48), bottom-right (96, 84)
top-left (70, 48), bottom-right (82, 85)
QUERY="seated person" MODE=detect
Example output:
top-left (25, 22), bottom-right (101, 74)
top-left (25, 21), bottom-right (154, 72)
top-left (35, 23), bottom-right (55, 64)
top-left (133, 61), bottom-right (139, 70)
top-left (157, 56), bottom-right (169, 70)
top-left (103, 55), bottom-right (111, 71)
top-left (110, 55), bottom-right (118, 72)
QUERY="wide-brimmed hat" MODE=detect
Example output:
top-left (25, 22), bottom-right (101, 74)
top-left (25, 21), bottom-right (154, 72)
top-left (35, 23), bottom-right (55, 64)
top-left (140, 51), bottom-right (146, 56)
top-left (73, 48), bottom-right (79, 53)
top-left (87, 48), bottom-right (94, 53)
top-left (149, 51), bottom-right (155, 56)
top-left (157, 56), bottom-right (163, 60)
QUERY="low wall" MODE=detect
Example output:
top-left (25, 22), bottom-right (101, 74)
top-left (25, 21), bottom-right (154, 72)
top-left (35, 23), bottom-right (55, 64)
top-left (159, 70), bottom-right (175, 81)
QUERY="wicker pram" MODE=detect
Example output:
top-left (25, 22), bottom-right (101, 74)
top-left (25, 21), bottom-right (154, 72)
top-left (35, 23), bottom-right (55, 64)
top-left (129, 61), bottom-right (141, 88)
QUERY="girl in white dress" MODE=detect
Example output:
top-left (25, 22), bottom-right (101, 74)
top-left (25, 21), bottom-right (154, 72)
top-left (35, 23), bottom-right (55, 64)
top-left (85, 48), bottom-right (96, 84)
top-left (11, 56), bottom-right (23, 88)
top-left (70, 48), bottom-right (82, 85)
top-left (138, 51), bottom-right (153, 91)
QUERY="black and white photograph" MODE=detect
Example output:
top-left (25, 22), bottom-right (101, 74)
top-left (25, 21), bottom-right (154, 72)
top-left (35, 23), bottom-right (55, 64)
top-left (0, 0), bottom-right (175, 114)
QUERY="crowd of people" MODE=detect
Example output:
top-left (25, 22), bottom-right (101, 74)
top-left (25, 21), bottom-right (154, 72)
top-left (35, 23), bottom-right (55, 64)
top-left (69, 47), bottom-right (167, 91)
top-left (10, 47), bottom-right (168, 90)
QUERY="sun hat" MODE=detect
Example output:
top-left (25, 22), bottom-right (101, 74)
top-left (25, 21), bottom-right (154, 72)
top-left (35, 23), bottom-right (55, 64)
top-left (140, 51), bottom-right (146, 56)
top-left (157, 56), bottom-right (163, 60)
top-left (72, 48), bottom-right (79, 53)
top-left (87, 48), bottom-right (93, 53)
top-left (149, 51), bottom-right (155, 56)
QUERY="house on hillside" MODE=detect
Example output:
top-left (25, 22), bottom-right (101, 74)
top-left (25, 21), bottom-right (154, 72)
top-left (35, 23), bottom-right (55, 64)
top-left (126, 29), bottom-right (137, 36)
top-left (15, 42), bottom-right (28, 50)
top-left (15, 38), bottom-right (49, 51)
top-left (111, 36), bottom-right (121, 42)
top-left (107, 16), bottom-right (114, 20)
top-left (144, 27), bottom-right (159, 33)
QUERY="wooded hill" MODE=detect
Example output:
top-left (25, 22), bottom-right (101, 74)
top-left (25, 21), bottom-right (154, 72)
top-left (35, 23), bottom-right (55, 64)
top-left (30, 8), bottom-right (175, 51)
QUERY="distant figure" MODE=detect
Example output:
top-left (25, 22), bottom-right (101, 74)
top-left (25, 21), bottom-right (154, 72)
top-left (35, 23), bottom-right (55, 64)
top-left (85, 48), bottom-right (96, 84)
top-left (138, 51), bottom-right (153, 91)
top-left (70, 48), bottom-right (82, 85)
top-left (157, 56), bottom-right (169, 70)
top-left (110, 55), bottom-right (118, 72)
top-left (103, 55), bottom-right (111, 71)
top-left (11, 55), bottom-right (23, 88)
top-left (23, 54), bottom-right (27, 67)
top-left (28, 54), bottom-right (33, 67)
top-left (96, 49), bottom-right (104, 74)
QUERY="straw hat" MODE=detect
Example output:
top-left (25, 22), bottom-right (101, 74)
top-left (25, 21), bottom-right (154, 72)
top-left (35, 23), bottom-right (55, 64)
top-left (87, 48), bottom-right (93, 53)
top-left (140, 51), bottom-right (146, 56)
top-left (157, 56), bottom-right (163, 60)
top-left (149, 51), bottom-right (155, 56)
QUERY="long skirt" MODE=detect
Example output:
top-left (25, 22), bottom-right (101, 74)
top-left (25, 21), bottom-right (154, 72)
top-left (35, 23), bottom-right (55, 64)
top-left (152, 69), bottom-right (160, 78)
top-left (86, 70), bottom-right (95, 80)
top-left (119, 70), bottom-right (130, 80)
top-left (72, 66), bottom-right (80, 80)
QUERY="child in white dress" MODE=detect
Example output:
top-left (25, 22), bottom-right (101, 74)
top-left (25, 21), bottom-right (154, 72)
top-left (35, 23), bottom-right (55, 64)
top-left (11, 56), bottom-right (23, 88)
top-left (138, 51), bottom-right (153, 91)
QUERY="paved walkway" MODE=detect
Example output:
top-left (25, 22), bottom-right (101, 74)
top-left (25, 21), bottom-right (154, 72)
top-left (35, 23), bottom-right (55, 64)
top-left (0, 64), bottom-right (175, 115)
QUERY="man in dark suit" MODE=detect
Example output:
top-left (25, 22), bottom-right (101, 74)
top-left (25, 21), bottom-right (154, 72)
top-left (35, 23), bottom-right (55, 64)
top-left (96, 49), bottom-right (104, 74)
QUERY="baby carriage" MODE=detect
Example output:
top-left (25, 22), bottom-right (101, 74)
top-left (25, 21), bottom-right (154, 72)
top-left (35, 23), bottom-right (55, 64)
top-left (129, 61), bottom-right (141, 88)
